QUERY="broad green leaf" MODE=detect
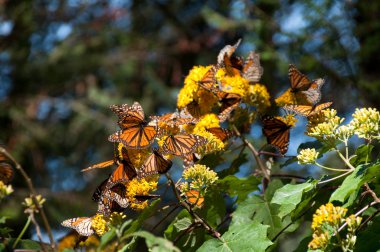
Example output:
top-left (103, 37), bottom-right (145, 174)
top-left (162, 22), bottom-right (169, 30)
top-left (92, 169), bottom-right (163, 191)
top-left (202, 189), bottom-right (226, 227)
top-left (217, 175), bottom-right (260, 202)
top-left (197, 221), bottom-right (272, 252)
top-left (271, 180), bottom-right (318, 219)
top-left (124, 199), bottom-right (160, 234)
top-left (165, 210), bottom-right (205, 251)
top-left (9, 239), bottom-right (41, 249)
top-left (129, 231), bottom-right (180, 252)
top-left (99, 228), bottom-right (116, 250)
top-left (218, 153), bottom-right (248, 178)
top-left (330, 161), bottom-right (380, 205)
top-left (351, 144), bottom-right (374, 166)
top-left (164, 209), bottom-right (192, 240)
top-left (173, 217), bottom-right (192, 231)
top-left (230, 180), bottom-right (293, 239)
top-left (355, 215), bottom-right (380, 251)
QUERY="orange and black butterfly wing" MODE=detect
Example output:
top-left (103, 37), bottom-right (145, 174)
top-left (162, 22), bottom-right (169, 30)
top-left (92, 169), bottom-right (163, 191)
top-left (139, 150), bottom-right (172, 177)
top-left (283, 102), bottom-right (332, 117)
top-left (185, 100), bottom-right (202, 119)
top-left (217, 39), bottom-right (242, 67)
top-left (288, 64), bottom-right (311, 91)
top-left (242, 51), bottom-right (263, 83)
top-left (206, 127), bottom-right (234, 142)
top-left (61, 217), bottom-right (94, 237)
top-left (81, 160), bottom-right (114, 172)
top-left (183, 153), bottom-right (201, 169)
top-left (262, 116), bottom-right (291, 155)
top-left (0, 154), bottom-right (14, 184)
top-left (108, 125), bottom-right (157, 149)
top-left (216, 91), bottom-right (242, 122)
top-left (198, 66), bottom-right (218, 92)
top-left (162, 134), bottom-right (206, 157)
top-left (107, 161), bottom-right (137, 187)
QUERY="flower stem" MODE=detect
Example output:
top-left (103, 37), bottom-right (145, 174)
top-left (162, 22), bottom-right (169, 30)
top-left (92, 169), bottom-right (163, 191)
top-left (13, 215), bottom-right (31, 249)
top-left (318, 170), bottom-right (353, 185)
top-left (315, 162), bottom-right (350, 172)
top-left (335, 149), bottom-right (356, 171)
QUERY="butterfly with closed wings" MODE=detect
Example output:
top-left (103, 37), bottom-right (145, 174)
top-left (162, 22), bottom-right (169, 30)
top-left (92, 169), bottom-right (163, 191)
top-left (262, 116), bottom-right (293, 155)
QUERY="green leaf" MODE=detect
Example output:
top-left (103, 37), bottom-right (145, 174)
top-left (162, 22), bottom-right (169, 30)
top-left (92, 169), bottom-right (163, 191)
top-left (230, 180), bottom-right (293, 239)
top-left (218, 153), bottom-right (248, 178)
top-left (197, 221), bottom-right (272, 252)
top-left (99, 228), bottom-right (116, 250)
top-left (329, 161), bottom-right (380, 206)
top-left (129, 231), bottom-right (180, 252)
top-left (173, 217), bottom-right (192, 231)
top-left (351, 144), bottom-right (374, 166)
top-left (271, 180), bottom-right (318, 219)
top-left (9, 239), bottom-right (41, 249)
top-left (355, 215), bottom-right (380, 251)
top-left (124, 199), bottom-right (160, 234)
top-left (217, 175), bottom-right (260, 202)
top-left (200, 189), bottom-right (226, 227)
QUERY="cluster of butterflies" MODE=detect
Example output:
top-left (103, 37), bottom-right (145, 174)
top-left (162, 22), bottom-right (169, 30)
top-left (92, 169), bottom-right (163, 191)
top-left (184, 39), bottom-right (263, 121)
top-left (61, 40), bottom-right (265, 237)
top-left (61, 39), bottom-right (333, 237)
top-left (262, 64), bottom-right (332, 155)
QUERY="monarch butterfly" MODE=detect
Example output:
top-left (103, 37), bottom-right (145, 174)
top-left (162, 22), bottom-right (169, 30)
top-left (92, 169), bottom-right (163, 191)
top-left (185, 100), bottom-right (202, 119)
top-left (61, 217), bottom-right (94, 236)
top-left (138, 149), bottom-right (172, 178)
top-left (217, 39), bottom-right (242, 69)
top-left (206, 127), bottom-right (234, 142)
top-left (196, 65), bottom-right (218, 92)
top-left (216, 91), bottom-right (242, 122)
top-left (262, 116), bottom-right (293, 155)
top-left (108, 102), bottom-right (157, 149)
top-left (0, 153), bottom-right (13, 184)
top-left (183, 153), bottom-right (201, 169)
top-left (150, 109), bottom-right (198, 127)
top-left (106, 146), bottom-right (137, 187)
top-left (93, 178), bottom-right (128, 216)
top-left (162, 134), bottom-right (207, 157)
top-left (185, 189), bottom-right (204, 207)
top-left (283, 102), bottom-right (333, 117)
top-left (288, 64), bottom-right (325, 105)
top-left (242, 51), bottom-right (263, 83)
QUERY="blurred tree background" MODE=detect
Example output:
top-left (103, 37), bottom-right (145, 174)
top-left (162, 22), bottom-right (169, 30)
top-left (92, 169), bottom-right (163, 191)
top-left (0, 0), bottom-right (379, 247)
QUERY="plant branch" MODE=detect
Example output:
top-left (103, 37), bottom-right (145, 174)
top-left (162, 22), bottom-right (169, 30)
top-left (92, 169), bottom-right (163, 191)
top-left (363, 183), bottom-right (380, 203)
top-left (151, 204), bottom-right (180, 232)
top-left (318, 170), bottom-right (353, 185)
top-left (173, 222), bottom-right (200, 245)
top-left (0, 147), bottom-right (55, 249)
top-left (30, 212), bottom-right (48, 252)
top-left (335, 148), bottom-right (356, 171)
top-left (337, 201), bottom-right (379, 233)
top-left (232, 125), bottom-right (270, 181)
top-left (165, 174), bottom-right (221, 239)
top-left (315, 162), bottom-right (351, 172)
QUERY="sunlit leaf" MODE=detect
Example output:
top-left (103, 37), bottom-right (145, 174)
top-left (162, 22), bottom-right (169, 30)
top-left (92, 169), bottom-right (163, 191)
top-left (197, 221), bottom-right (272, 252)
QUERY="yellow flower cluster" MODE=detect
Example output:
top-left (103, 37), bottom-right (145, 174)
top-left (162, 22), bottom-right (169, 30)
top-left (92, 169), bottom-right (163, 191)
top-left (191, 114), bottom-right (225, 153)
top-left (215, 68), bottom-right (250, 97)
top-left (177, 65), bottom-right (218, 114)
top-left (276, 114), bottom-right (298, 127)
top-left (308, 203), bottom-right (348, 249)
top-left (91, 214), bottom-right (108, 236)
top-left (58, 232), bottom-right (78, 251)
top-left (125, 177), bottom-right (158, 211)
top-left (275, 88), bottom-right (295, 107)
top-left (182, 164), bottom-right (218, 192)
top-left (297, 148), bottom-right (319, 165)
top-left (345, 215), bottom-right (362, 232)
top-left (350, 108), bottom-right (380, 140)
top-left (0, 181), bottom-right (13, 200)
top-left (311, 203), bottom-right (347, 230)
top-left (245, 84), bottom-right (271, 112)
top-left (307, 109), bottom-right (343, 143)
top-left (109, 212), bottom-right (127, 227)
top-left (22, 194), bottom-right (46, 213)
